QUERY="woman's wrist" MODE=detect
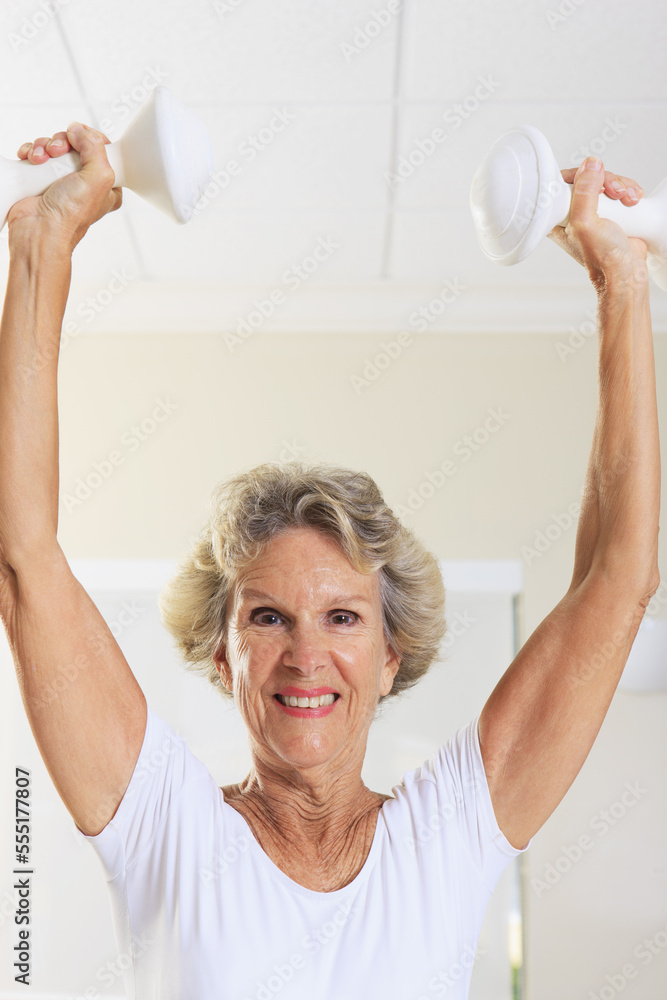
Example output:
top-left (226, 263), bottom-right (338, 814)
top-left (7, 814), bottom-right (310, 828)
top-left (8, 217), bottom-right (76, 264)
top-left (595, 259), bottom-right (651, 301)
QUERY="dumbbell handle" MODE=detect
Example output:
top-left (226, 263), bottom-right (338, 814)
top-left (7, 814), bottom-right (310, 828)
top-left (0, 145), bottom-right (126, 231)
top-left (557, 177), bottom-right (665, 250)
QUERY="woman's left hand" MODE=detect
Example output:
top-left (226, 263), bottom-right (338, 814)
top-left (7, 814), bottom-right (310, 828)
top-left (547, 156), bottom-right (649, 291)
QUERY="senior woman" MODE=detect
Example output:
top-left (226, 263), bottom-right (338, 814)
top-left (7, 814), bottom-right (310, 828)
top-left (0, 121), bottom-right (660, 1000)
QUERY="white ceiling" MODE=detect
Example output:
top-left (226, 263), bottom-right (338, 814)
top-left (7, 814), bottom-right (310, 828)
top-left (1, 0), bottom-right (666, 333)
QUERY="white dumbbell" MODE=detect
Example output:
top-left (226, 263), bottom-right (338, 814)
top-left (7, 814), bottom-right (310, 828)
top-left (470, 125), bottom-right (667, 291)
top-left (0, 85), bottom-right (214, 231)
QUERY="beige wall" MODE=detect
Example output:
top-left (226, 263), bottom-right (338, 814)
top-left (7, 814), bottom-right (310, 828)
top-left (55, 326), bottom-right (667, 998)
top-left (55, 324), bottom-right (667, 611)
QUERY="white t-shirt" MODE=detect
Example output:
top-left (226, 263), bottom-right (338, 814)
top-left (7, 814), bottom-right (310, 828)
top-left (83, 707), bottom-right (530, 1000)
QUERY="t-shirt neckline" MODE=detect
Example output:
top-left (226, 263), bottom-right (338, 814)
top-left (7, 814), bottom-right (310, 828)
top-left (219, 787), bottom-right (388, 900)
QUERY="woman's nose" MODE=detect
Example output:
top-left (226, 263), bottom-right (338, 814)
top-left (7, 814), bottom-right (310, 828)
top-left (281, 623), bottom-right (329, 672)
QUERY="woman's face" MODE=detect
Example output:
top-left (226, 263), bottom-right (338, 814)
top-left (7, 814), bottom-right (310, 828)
top-left (215, 526), bottom-right (400, 779)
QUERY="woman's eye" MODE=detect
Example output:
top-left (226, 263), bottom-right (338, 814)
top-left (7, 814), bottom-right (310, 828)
top-left (252, 610), bottom-right (282, 625)
top-left (330, 611), bottom-right (358, 625)
top-left (249, 609), bottom-right (357, 626)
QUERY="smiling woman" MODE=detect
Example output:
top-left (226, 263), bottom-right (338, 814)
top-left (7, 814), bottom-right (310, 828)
top-left (37, 458), bottom-right (534, 1000)
top-left (155, 463), bottom-right (457, 895)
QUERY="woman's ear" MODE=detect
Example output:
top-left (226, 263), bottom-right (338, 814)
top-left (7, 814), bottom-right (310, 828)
top-left (214, 646), bottom-right (233, 692)
top-left (379, 642), bottom-right (401, 698)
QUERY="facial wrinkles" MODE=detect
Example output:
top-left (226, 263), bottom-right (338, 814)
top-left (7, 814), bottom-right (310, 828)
top-left (221, 529), bottom-right (395, 783)
top-left (228, 606), bottom-right (375, 763)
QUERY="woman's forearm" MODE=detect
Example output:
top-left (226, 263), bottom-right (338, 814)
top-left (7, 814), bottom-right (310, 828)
top-left (0, 227), bottom-right (73, 567)
top-left (570, 275), bottom-right (660, 598)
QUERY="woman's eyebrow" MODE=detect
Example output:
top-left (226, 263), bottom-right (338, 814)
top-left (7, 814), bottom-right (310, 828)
top-left (237, 588), bottom-right (278, 602)
top-left (238, 587), bottom-right (372, 606)
top-left (326, 595), bottom-right (373, 606)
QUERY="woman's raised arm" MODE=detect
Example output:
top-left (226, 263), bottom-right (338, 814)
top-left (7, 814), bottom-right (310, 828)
top-left (477, 155), bottom-right (661, 851)
top-left (0, 125), bottom-right (147, 836)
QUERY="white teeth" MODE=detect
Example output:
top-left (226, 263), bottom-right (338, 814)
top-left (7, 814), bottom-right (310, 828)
top-left (277, 693), bottom-right (337, 708)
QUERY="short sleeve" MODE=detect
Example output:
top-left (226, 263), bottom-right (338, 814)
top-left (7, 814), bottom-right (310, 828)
top-left (398, 714), bottom-right (531, 894)
top-left (449, 714), bottom-right (532, 889)
top-left (80, 706), bottom-right (214, 881)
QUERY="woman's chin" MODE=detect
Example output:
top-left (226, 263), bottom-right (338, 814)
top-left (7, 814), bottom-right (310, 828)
top-left (269, 729), bottom-right (342, 771)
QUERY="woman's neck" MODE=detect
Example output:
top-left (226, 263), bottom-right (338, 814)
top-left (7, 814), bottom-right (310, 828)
top-left (221, 757), bottom-right (392, 891)
top-left (233, 757), bottom-right (385, 846)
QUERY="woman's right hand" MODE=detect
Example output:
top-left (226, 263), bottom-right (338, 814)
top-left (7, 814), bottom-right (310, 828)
top-left (547, 157), bottom-right (648, 293)
top-left (7, 122), bottom-right (122, 254)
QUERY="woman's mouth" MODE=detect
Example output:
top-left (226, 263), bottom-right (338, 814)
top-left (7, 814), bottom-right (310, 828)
top-left (276, 693), bottom-right (337, 708)
top-left (273, 692), bottom-right (340, 717)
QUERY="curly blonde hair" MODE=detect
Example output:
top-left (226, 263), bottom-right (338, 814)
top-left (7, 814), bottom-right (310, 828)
top-left (158, 462), bottom-right (446, 699)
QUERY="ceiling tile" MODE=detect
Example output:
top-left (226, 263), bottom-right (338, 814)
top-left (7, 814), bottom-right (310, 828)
top-left (57, 0), bottom-right (399, 104)
top-left (200, 103), bottom-right (394, 212)
top-left (0, 7), bottom-right (81, 106)
top-left (127, 204), bottom-right (385, 282)
top-left (402, 0), bottom-right (667, 102)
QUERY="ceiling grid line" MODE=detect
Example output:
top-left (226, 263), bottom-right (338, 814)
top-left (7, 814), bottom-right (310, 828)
top-left (379, 0), bottom-right (407, 280)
